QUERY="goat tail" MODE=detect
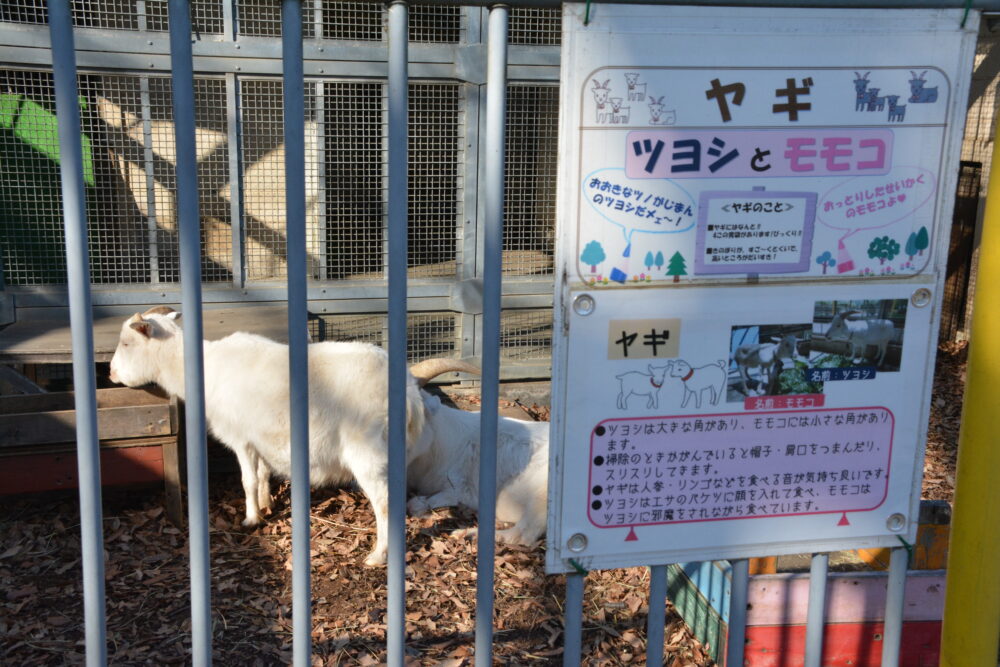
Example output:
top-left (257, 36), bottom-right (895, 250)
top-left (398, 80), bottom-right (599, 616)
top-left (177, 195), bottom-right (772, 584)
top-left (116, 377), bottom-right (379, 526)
top-left (409, 357), bottom-right (482, 387)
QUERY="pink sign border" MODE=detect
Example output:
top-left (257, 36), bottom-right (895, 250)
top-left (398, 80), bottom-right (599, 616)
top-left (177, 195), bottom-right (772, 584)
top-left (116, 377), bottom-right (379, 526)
top-left (586, 406), bottom-right (895, 530)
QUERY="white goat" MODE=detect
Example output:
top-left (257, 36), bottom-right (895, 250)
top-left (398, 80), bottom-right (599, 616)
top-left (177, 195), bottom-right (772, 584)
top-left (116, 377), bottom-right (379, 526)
top-left (108, 306), bottom-right (431, 566)
top-left (404, 390), bottom-right (550, 546)
top-left (826, 310), bottom-right (895, 366)
top-left (732, 334), bottom-right (800, 396)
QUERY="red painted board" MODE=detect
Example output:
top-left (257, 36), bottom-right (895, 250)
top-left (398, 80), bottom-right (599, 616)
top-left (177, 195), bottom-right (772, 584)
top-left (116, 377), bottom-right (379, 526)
top-left (0, 446), bottom-right (164, 494)
top-left (744, 620), bottom-right (941, 667)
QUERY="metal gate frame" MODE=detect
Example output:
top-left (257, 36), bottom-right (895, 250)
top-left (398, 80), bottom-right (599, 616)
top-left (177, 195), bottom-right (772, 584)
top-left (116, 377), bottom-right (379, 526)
top-left (33, 1), bottom-right (1000, 666)
top-left (0, 1), bottom-right (560, 379)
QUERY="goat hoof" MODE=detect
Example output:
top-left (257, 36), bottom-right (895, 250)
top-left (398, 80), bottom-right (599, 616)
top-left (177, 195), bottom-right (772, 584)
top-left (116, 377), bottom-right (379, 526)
top-left (363, 552), bottom-right (387, 567)
top-left (241, 516), bottom-right (261, 528)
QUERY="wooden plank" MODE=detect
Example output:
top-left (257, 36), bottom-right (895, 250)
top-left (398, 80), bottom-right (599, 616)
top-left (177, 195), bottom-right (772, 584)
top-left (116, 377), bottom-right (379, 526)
top-left (0, 386), bottom-right (168, 415)
top-left (0, 403), bottom-right (173, 447)
top-left (163, 396), bottom-right (185, 527)
top-left (0, 304), bottom-right (290, 363)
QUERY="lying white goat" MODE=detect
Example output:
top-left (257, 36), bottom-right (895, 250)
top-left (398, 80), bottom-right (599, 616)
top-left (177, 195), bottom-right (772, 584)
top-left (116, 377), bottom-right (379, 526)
top-left (109, 306), bottom-right (433, 566)
top-left (404, 387), bottom-right (550, 546)
top-left (732, 334), bottom-right (800, 396)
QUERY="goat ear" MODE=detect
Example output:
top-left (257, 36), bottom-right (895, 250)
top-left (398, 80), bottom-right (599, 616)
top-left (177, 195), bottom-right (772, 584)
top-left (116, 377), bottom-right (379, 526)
top-left (166, 311), bottom-right (181, 322)
top-left (130, 319), bottom-right (153, 339)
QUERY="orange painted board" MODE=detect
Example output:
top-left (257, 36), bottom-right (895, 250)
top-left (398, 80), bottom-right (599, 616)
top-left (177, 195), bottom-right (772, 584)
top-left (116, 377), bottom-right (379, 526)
top-left (744, 621), bottom-right (941, 667)
top-left (0, 445), bottom-right (164, 494)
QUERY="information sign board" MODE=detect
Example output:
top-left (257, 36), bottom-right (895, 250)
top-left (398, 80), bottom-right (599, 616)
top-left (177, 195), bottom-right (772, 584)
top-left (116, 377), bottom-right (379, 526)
top-left (547, 5), bottom-right (978, 573)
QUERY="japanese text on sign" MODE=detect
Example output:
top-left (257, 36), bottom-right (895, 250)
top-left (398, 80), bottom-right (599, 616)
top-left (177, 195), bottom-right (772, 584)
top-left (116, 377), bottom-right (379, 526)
top-left (587, 407), bottom-right (894, 528)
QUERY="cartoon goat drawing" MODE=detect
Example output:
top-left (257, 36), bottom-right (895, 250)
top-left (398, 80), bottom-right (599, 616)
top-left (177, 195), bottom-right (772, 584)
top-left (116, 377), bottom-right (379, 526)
top-left (853, 71), bottom-right (871, 111)
top-left (616, 364), bottom-right (669, 410)
top-left (624, 72), bottom-right (647, 102)
top-left (591, 79), bottom-right (611, 123)
top-left (669, 359), bottom-right (727, 409)
top-left (886, 95), bottom-right (906, 122)
top-left (609, 97), bottom-right (631, 124)
top-left (909, 71), bottom-right (938, 103)
top-left (865, 87), bottom-right (886, 112)
top-left (648, 96), bottom-right (676, 125)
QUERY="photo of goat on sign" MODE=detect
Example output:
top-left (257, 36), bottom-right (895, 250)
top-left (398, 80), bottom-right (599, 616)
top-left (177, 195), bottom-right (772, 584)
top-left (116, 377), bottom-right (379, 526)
top-left (811, 299), bottom-right (907, 372)
top-left (727, 323), bottom-right (817, 401)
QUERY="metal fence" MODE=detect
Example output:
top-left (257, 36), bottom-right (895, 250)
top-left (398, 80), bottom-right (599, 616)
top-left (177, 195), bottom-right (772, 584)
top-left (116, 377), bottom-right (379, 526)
top-left (6, 0), bottom-right (982, 665)
top-left (0, 0), bottom-right (560, 379)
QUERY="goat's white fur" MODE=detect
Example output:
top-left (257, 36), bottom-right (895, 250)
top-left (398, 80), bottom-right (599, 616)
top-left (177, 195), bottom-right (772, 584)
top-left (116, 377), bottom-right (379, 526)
top-left (405, 392), bottom-right (549, 546)
top-left (732, 334), bottom-right (800, 396)
top-left (826, 310), bottom-right (895, 366)
top-left (109, 307), bottom-right (429, 566)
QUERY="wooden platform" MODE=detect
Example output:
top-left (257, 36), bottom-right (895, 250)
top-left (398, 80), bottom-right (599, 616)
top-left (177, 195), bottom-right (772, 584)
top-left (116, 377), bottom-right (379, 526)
top-left (0, 304), bottom-right (292, 364)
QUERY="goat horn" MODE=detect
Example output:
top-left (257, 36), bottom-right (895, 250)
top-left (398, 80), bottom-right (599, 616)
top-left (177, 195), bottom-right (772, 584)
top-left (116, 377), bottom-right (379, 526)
top-left (409, 357), bottom-right (482, 387)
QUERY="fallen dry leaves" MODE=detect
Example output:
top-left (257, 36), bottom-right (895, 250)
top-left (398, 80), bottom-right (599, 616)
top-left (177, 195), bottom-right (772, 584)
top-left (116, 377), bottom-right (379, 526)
top-left (1, 345), bottom-right (965, 665)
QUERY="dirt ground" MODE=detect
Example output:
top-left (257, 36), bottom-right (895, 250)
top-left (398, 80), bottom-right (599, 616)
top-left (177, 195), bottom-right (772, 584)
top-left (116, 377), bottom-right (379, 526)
top-left (0, 343), bottom-right (967, 665)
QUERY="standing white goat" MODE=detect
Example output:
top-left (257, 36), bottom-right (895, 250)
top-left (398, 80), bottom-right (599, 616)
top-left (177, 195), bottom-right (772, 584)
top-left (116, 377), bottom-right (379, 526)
top-left (404, 390), bottom-right (549, 546)
top-left (732, 334), bottom-right (800, 396)
top-left (825, 310), bottom-right (895, 367)
top-left (108, 306), bottom-right (432, 566)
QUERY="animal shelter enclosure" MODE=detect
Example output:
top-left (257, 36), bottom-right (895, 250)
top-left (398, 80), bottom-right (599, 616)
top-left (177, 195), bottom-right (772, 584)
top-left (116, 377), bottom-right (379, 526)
top-left (3, 1), bottom-right (1000, 666)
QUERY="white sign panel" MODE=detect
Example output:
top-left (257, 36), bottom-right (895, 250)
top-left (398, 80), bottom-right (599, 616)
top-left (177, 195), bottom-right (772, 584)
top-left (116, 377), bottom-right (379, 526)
top-left (547, 5), bottom-right (977, 573)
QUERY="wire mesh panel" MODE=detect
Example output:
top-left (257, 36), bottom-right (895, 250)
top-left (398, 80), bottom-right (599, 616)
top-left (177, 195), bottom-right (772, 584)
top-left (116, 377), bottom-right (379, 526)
top-left (322, 81), bottom-right (385, 280)
top-left (1, 68), bottom-right (231, 286)
top-left (409, 82), bottom-right (462, 278)
top-left (407, 311), bottom-right (459, 361)
top-left (0, 0), bottom-right (223, 33)
top-left (309, 313), bottom-right (385, 344)
top-left (308, 311), bottom-right (458, 361)
top-left (408, 5), bottom-right (462, 43)
top-left (240, 78), bottom-right (325, 281)
top-left (500, 308), bottom-right (553, 362)
top-left (236, 1), bottom-right (459, 42)
top-left (1, 69), bottom-right (67, 285)
top-left (509, 7), bottom-right (561, 46)
top-left (503, 83), bottom-right (559, 276)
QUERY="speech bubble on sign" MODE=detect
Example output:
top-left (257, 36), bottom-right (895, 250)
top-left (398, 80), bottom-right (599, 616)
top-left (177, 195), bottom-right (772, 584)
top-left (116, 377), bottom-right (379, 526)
top-left (817, 166), bottom-right (936, 234)
top-left (584, 168), bottom-right (697, 243)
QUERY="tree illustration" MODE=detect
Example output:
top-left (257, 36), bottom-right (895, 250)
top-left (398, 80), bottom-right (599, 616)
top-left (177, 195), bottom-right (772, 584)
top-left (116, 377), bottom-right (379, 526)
top-left (815, 250), bottom-right (836, 274)
top-left (655, 250), bottom-right (664, 270)
top-left (644, 251), bottom-right (655, 271)
top-left (580, 240), bottom-right (606, 272)
top-left (905, 232), bottom-right (918, 260)
top-left (867, 235), bottom-right (900, 265)
top-left (666, 251), bottom-right (687, 283)
top-left (914, 226), bottom-right (929, 256)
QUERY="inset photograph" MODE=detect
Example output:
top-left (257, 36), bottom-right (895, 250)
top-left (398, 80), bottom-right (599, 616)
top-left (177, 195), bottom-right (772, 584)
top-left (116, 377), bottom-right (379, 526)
top-left (811, 299), bottom-right (908, 372)
top-left (727, 323), bottom-right (818, 401)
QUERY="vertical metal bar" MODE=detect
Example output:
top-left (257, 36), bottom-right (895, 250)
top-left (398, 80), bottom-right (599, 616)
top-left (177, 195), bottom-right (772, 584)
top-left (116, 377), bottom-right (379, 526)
top-left (804, 552), bottom-right (830, 667)
top-left (225, 73), bottom-right (245, 288)
top-left (727, 558), bottom-right (750, 667)
top-left (881, 547), bottom-right (908, 667)
top-left (475, 5), bottom-right (508, 665)
top-left (941, 103), bottom-right (1000, 667)
top-left (646, 565), bottom-right (668, 665)
top-left (281, 2), bottom-right (312, 666)
top-left (48, 4), bottom-right (108, 665)
top-left (386, 3), bottom-right (409, 665)
top-left (167, 2), bottom-right (212, 664)
top-left (139, 75), bottom-right (161, 284)
top-left (563, 572), bottom-right (585, 666)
